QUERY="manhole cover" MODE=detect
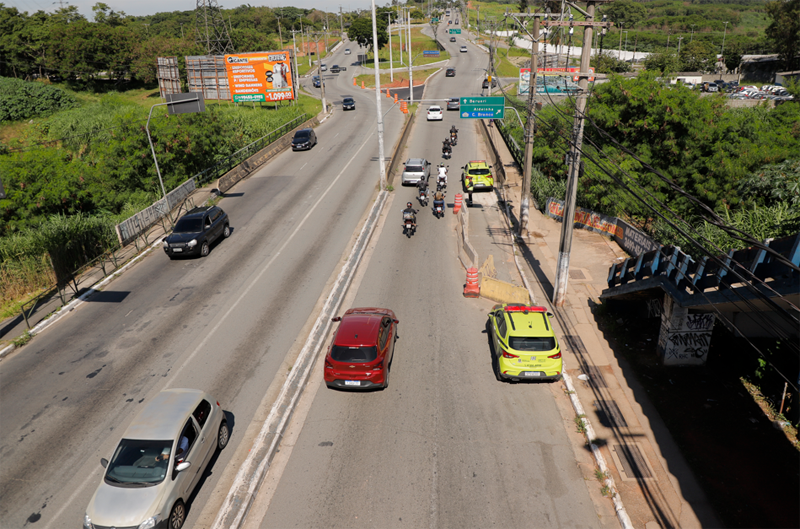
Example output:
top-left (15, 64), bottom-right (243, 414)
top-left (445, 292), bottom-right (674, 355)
top-left (611, 443), bottom-right (655, 481)
top-left (594, 400), bottom-right (627, 427)
top-left (569, 269), bottom-right (586, 280)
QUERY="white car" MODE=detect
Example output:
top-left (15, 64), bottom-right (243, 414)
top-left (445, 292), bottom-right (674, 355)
top-left (320, 64), bottom-right (327, 71)
top-left (460, 45), bottom-right (468, 53)
top-left (84, 389), bottom-right (229, 529)
top-left (344, 48), bottom-right (351, 55)
top-left (427, 106), bottom-right (444, 121)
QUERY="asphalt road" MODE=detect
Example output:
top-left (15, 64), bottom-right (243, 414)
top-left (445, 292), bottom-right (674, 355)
top-left (256, 24), bottom-right (607, 529)
top-left (0, 43), bottom-right (404, 529)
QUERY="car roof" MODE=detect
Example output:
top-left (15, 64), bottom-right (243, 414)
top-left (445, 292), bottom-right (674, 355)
top-left (406, 158), bottom-right (426, 165)
top-left (466, 160), bottom-right (489, 168)
top-left (496, 306), bottom-right (554, 337)
top-left (429, 106), bottom-right (442, 109)
top-left (343, 97), bottom-right (354, 101)
top-left (295, 128), bottom-right (312, 134)
top-left (123, 389), bottom-right (208, 440)
top-left (335, 313), bottom-right (383, 346)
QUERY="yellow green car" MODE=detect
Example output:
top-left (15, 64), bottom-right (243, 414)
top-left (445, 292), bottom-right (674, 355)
top-left (487, 304), bottom-right (562, 381)
top-left (462, 160), bottom-right (494, 192)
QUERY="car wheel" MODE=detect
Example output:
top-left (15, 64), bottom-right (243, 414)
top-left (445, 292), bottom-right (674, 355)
top-left (223, 224), bottom-right (231, 238)
top-left (218, 420), bottom-right (230, 450)
top-left (200, 241), bottom-right (209, 257)
top-left (169, 500), bottom-right (186, 529)
top-left (382, 367), bottom-right (390, 389)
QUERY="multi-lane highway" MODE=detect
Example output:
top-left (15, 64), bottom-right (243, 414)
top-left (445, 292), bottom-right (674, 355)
top-left (0, 16), bottom-right (614, 529)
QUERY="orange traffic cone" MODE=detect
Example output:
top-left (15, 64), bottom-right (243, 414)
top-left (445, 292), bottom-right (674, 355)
top-left (394, 94), bottom-right (398, 103)
top-left (453, 193), bottom-right (463, 214)
top-left (361, 80), bottom-right (365, 89)
top-left (353, 77), bottom-right (356, 86)
top-left (386, 89), bottom-right (391, 98)
top-left (464, 267), bottom-right (480, 298)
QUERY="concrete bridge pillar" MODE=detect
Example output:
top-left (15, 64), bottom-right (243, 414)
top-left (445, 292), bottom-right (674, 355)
top-left (657, 295), bottom-right (716, 366)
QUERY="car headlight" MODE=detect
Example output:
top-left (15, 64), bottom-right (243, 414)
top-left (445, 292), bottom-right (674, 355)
top-left (187, 239), bottom-right (197, 248)
top-left (138, 515), bottom-right (160, 529)
top-left (83, 513), bottom-right (94, 529)
top-left (162, 240), bottom-right (169, 248)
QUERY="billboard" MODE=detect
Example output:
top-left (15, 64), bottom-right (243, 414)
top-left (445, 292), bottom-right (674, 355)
top-left (224, 51), bottom-right (294, 103)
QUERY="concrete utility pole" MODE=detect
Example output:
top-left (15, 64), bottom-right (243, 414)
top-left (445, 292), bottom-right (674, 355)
top-left (388, 13), bottom-right (394, 82)
top-left (553, 1), bottom-right (606, 307)
top-left (407, 9), bottom-right (414, 104)
top-left (677, 35), bottom-right (683, 55)
top-left (370, 0), bottom-right (387, 190)
top-left (721, 21), bottom-right (729, 55)
top-left (312, 33), bottom-right (328, 113)
top-left (291, 29), bottom-right (301, 104)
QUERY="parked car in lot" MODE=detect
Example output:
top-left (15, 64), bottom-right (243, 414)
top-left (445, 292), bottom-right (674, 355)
top-left (447, 97), bottom-right (460, 110)
top-left (342, 97), bottom-right (356, 110)
top-left (487, 304), bottom-right (563, 382)
top-left (324, 308), bottom-right (399, 390)
top-left (401, 158), bottom-right (430, 185)
top-left (163, 206), bottom-right (230, 259)
top-left (291, 128), bottom-right (318, 151)
top-left (446, 67), bottom-right (456, 77)
top-left (84, 389), bottom-right (229, 529)
top-left (427, 105), bottom-right (444, 121)
top-left (460, 45), bottom-right (468, 53)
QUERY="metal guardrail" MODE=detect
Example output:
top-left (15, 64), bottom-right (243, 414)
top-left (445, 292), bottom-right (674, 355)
top-left (115, 113), bottom-right (307, 245)
top-left (496, 119), bottom-right (524, 169)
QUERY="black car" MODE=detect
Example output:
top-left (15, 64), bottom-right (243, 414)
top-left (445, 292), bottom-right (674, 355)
top-left (163, 206), bottom-right (230, 259)
top-left (312, 75), bottom-right (324, 88)
top-left (447, 97), bottom-right (459, 110)
top-left (446, 68), bottom-right (456, 77)
top-left (330, 64), bottom-right (341, 73)
top-left (482, 78), bottom-right (498, 89)
top-left (292, 128), bottom-right (317, 151)
top-left (449, 36), bottom-right (456, 42)
top-left (342, 97), bottom-right (356, 110)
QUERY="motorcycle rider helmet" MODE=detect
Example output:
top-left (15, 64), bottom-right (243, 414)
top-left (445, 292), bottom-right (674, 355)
top-left (407, 202), bottom-right (412, 208)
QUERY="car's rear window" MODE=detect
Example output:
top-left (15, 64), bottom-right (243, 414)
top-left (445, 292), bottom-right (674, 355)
top-left (405, 165), bottom-right (424, 173)
top-left (174, 218), bottom-right (202, 233)
top-left (509, 336), bottom-right (556, 352)
top-left (343, 98), bottom-right (354, 104)
top-left (469, 168), bottom-right (491, 176)
top-left (331, 345), bottom-right (378, 363)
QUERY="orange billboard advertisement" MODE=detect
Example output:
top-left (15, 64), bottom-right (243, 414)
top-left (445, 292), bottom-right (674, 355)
top-left (224, 51), bottom-right (294, 103)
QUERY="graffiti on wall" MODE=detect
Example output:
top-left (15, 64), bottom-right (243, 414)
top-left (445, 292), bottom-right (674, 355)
top-left (660, 312), bottom-right (716, 366)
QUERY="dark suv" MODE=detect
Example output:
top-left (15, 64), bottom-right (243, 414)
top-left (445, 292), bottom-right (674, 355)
top-left (482, 78), bottom-right (498, 89)
top-left (163, 206), bottom-right (230, 259)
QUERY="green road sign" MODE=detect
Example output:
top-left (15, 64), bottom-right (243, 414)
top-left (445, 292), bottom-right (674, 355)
top-left (459, 96), bottom-right (505, 119)
top-left (431, 17), bottom-right (439, 23)
top-left (449, 28), bottom-right (461, 34)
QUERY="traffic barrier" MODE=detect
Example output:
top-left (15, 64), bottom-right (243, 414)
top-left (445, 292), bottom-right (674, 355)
top-left (453, 193), bottom-right (463, 214)
top-left (480, 276), bottom-right (530, 304)
top-left (394, 94), bottom-right (398, 103)
top-left (464, 267), bottom-right (480, 298)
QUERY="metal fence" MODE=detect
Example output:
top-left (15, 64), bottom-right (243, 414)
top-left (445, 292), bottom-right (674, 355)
top-left (497, 119), bottom-right (524, 169)
top-left (114, 113), bottom-right (307, 245)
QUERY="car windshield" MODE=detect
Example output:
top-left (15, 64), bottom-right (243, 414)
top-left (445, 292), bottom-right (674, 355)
top-left (429, 107), bottom-right (441, 111)
top-left (331, 345), bottom-right (378, 363)
top-left (469, 168), bottom-right (491, 176)
top-left (405, 165), bottom-right (424, 173)
top-left (105, 438), bottom-right (173, 487)
top-left (509, 336), bottom-right (557, 352)
top-left (173, 218), bottom-right (202, 233)
top-left (343, 98), bottom-right (354, 104)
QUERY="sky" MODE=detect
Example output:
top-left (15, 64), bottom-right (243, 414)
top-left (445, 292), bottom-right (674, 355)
top-left (10, 0), bottom-right (375, 18)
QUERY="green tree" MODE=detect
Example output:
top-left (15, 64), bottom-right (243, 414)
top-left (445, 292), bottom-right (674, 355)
top-left (765, 0), bottom-right (800, 71)
top-left (600, 0), bottom-right (647, 29)
top-left (644, 49), bottom-right (681, 74)
top-left (679, 40), bottom-right (716, 72)
top-left (592, 52), bottom-right (633, 74)
top-left (347, 16), bottom-right (388, 55)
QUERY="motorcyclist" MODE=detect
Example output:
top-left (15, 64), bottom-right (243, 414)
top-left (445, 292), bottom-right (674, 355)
top-left (402, 202), bottom-right (418, 226)
top-left (437, 164), bottom-right (448, 187)
top-left (449, 125), bottom-right (458, 141)
top-left (416, 178), bottom-right (429, 203)
top-left (442, 138), bottom-right (452, 157)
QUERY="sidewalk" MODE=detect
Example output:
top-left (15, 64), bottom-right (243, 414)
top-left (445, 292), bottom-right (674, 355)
top-left (466, 124), bottom-right (722, 528)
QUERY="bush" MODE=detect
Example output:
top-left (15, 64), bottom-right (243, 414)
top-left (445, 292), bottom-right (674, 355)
top-left (0, 77), bottom-right (77, 122)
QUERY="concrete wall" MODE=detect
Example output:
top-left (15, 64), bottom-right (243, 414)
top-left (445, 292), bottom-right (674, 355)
top-left (657, 295), bottom-right (716, 366)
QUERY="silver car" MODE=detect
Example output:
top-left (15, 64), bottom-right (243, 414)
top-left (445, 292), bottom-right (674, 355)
top-left (401, 158), bottom-right (431, 186)
top-left (84, 389), bottom-right (229, 529)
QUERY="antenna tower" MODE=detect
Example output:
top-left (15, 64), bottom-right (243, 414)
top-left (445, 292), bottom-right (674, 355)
top-left (195, 0), bottom-right (235, 55)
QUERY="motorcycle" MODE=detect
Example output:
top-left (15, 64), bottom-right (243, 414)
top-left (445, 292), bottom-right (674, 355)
top-left (402, 211), bottom-right (417, 238)
top-left (442, 145), bottom-right (452, 160)
top-left (433, 199), bottom-right (445, 218)
top-left (418, 186), bottom-right (429, 206)
top-left (450, 132), bottom-right (457, 146)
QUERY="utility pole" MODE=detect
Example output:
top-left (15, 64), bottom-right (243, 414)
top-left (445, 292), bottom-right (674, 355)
top-left (677, 35), bottom-right (683, 55)
top-left (325, 13), bottom-right (329, 54)
top-left (312, 33), bottom-right (328, 113)
top-left (407, 9), bottom-right (414, 104)
top-left (554, 1), bottom-right (602, 306)
top-left (721, 21), bottom-right (729, 55)
top-left (388, 13), bottom-right (394, 82)
top-left (690, 24), bottom-right (696, 42)
top-left (370, 0), bottom-right (387, 190)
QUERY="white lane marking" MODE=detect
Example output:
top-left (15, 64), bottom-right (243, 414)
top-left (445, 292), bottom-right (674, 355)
top-left (125, 310), bottom-right (133, 317)
top-left (163, 123), bottom-right (377, 388)
top-left (43, 469), bottom-right (101, 529)
top-left (300, 162), bottom-right (308, 171)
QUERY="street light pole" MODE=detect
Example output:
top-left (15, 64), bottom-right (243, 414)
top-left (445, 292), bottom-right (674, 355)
top-left (721, 21), bottom-right (729, 55)
top-left (623, 30), bottom-right (628, 60)
top-left (370, 0), bottom-right (387, 190)
top-left (690, 24), bottom-right (696, 42)
top-left (677, 35), bottom-right (683, 55)
top-left (146, 104), bottom-right (169, 208)
top-left (407, 9), bottom-right (414, 104)
top-left (388, 13), bottom-right (394, 82)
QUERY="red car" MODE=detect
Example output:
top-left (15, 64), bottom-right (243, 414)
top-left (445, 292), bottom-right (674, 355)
top-left (324, 308), bottom-right (399, 390)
